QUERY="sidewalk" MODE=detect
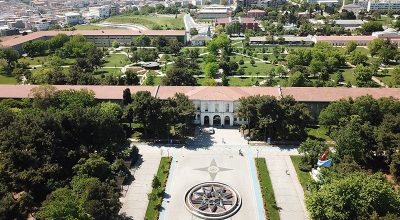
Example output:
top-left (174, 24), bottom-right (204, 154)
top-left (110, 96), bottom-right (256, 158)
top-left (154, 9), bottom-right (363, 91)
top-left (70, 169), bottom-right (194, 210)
top-left (119, 153), bottom-right (161, 220)
top-left (265, 155), bottom-right (308, 220)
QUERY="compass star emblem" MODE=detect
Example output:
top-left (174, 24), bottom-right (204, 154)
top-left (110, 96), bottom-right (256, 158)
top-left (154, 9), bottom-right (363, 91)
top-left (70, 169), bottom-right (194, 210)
top-left (191, 185), bottom-right (234, 212)
top-left (194, 159), bottom-right (232, 181)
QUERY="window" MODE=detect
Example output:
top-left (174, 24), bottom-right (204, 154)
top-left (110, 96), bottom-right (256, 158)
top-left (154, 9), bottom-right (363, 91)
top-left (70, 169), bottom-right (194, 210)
top-left (215, 104), bottom-right (219, 112)
top-left (226, 104), bottom-right (230, 112)
top-left (205, 103), bottom-right (208, 112)
top-left (234, 117), bottom-right (237, 121)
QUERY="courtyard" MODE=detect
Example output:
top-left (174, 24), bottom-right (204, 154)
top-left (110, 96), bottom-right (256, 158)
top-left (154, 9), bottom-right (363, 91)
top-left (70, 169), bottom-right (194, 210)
top-left (120, 128), bottom-right (308, 220)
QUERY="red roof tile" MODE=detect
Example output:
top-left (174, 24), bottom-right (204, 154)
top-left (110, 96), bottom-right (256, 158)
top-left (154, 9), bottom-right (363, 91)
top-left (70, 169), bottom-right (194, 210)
top-left (0, 30), bottom-right (186, 47)
top-left (0, 85), bottom-right (399, 102)
top-left (281, 87), bottom-right (400, 102)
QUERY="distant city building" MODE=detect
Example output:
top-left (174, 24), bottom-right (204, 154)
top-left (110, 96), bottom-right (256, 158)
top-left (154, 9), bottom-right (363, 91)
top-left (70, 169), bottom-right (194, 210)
top-left (190, 35), bottom-right (212, 46)
top-left (247, 9), bottom-right (266, 19)
top-left (65, 12), bottom-right (83, 26)
top-left (197, 5), bottom-right (231, 19)
top-left (215, 17), bottom-right (259, 32)
top-left (7, 19), bottom-right (25, 29)
top-left (0, 26), bottom-right (19, 36)
top-left (307, 0), bottom-right (338, 5)
top-left (237, 0), bottom-right (286, 7)
top-left (249, 35), bottom-right (314, 46)
top-left (32, 19), bottom-right (51, 31)
top-left (367, 0), bottom-right (400, 11)
top-left (88, 5), bottom-right (111, 19)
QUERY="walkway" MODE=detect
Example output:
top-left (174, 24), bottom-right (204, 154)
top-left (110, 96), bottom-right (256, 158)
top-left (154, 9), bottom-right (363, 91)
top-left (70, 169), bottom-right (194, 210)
top-left (264, 155), bottom-right (308, 220)
top-left (119, 152), bottom-right (161, 220)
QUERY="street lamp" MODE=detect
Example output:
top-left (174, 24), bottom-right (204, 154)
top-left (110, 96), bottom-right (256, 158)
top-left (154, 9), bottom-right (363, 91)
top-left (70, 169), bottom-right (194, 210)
top-left (256, 149), bottom-right (259, 158)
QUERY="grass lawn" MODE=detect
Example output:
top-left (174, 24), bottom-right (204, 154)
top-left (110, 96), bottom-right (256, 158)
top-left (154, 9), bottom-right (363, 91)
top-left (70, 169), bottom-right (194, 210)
top-left (95, 67), bottom-right (122, 77)
top-left (106, 14), bottom-right (184, 30)
top-left (255, 158), bottom-right (280, 220)
top-left (290, 156), bottom-right (313, 194)
top-left (228, 77), bottom-right (256, 86)
top-left (240, 62), bottom-right (275, 76)
top-left (74, 24), bottom-right (121, 30)
top-left (144, 157), bottom-right (172, 220)
top-left (306, 126), bottom-right (332, 142)
top-left (0, 75), bottom-right (18, 84)
top-left (18, 56), bottom-right (50, 65)
top-left (341, 68), bottom-right (356, 85)
top-left (103, 54), bottom-right (130, 67)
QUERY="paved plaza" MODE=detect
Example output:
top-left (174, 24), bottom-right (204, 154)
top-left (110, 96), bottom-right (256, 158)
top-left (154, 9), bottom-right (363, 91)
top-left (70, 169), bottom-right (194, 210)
top-left (119, 153), bottom-right (161, 220)
top-left (119, 127), bottom-right (308, 220)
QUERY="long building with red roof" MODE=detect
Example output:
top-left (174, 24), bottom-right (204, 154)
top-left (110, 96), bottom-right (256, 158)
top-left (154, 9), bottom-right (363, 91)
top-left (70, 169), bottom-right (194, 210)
top-left (0, 85), bottom-right (398, 126)
top-left (0, 30), bottom-right (186, 52)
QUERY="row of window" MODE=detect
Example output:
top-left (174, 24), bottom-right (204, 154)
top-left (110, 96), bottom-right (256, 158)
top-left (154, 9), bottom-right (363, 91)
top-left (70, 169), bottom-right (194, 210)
top-left (196, 103), bottom-right (231, 112)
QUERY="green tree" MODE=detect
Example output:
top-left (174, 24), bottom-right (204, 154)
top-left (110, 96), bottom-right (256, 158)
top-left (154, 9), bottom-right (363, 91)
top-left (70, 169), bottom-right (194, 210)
top-left (333, 115), bottom-right (375, 165)
top-left (391, 67), bottom-right (400, 86)
top-left (298, 139), bottom-right (327, 166)
top-left (23, 40), bottom-right (48, 57)
top-left (287, 72), bottom-right (306, 87)
top-left (348, 51), bottom-right (368, 65)
top-left (37, 188), bottom-right (92, 220)
top-left (122, 88), bottom-right (132, 105)
top-left (125, 69), bottom-right (140, 85)
top-left (345, 41), bottom-right (357, 54)
top-left (204, 62), bottom-right (219, 78)
top-left (136, 35), bottom-right (151, 47)
top-left (162, 66), bottom-right (197, 86)
top-left (354, 65), bottom-right (374, 87)
top-left (390, 150), bottom-right (400, 183)
top-left (306, 173), bottom-right (400, 220)
top-left (73, 154), bottom-right (112, 181)
top-left (112, 40), bottom-right (120, 48)
top-left (99, 102), bottom-right (123, 120)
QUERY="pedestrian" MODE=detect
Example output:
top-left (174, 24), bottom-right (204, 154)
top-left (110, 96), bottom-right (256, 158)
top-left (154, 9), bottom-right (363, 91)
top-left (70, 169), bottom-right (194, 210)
top-left (286, 170), bottom-right (290, 175)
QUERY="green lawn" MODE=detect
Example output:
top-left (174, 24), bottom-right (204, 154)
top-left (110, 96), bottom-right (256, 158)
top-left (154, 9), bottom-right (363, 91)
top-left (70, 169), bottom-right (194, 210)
top-left (103, 54), bottom-right (130, 67)
top-left (255, 158), bottom-right (280, 220)
top-left (228, 77), bottom-right (256, 86)
top-left (0, 75), bottom-right (18, 84)
top-left (290, 156), bottom-right (313, 194)
top-left (18, 56), bottom-right (50, 65)
top-left (144, 157), bottom-right (172, 220)
top-left (74, 24), bottom-right (121, 30)
top-left (106, 14), bottom-right (184, 30)
top-left (240, 62), bottom-right (275, 76)
top-left (341, 68), bottom-right (356, 85)
top-left (95, 67), bottom-right (122, 77)
top-left (306, 126), bottom-right (332, 142)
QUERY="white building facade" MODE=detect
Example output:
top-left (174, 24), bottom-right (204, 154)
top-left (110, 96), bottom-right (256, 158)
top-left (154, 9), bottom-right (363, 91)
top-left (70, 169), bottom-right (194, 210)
top-left (65, 12), bottom-right (83, 26)
top-left (192, 100), bottom-right (247, 126)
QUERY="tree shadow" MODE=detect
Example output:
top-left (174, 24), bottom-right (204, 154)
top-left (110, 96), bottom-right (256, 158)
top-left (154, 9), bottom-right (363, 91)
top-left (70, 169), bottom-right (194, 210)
top-left (116, 213), bottom-right (134, 220)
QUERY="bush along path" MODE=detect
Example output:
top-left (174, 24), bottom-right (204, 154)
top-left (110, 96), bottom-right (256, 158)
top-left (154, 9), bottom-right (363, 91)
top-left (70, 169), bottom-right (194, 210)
top-left (144, 157), bottom-right (172, 220)
top-left (255, 158), bottom-right (280, 220)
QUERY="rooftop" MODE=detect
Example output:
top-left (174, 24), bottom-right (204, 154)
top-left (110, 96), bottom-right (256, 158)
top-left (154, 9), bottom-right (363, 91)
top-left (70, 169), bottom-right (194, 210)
top-left (0, 85), bottom-right (398, 102)
top-left (0, 30), bottom-right (186, 47)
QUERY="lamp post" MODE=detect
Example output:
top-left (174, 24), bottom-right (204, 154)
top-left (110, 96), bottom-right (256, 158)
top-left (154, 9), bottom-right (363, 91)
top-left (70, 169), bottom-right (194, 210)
top-left (256, 149), bottom-right (259, 158)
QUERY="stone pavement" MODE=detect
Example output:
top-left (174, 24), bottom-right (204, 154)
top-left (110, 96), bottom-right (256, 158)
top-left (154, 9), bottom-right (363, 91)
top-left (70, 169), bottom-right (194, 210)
top-left (119, 152), bottom-right (161, 220)
top-left (265, 155), bottom-right (308, 220)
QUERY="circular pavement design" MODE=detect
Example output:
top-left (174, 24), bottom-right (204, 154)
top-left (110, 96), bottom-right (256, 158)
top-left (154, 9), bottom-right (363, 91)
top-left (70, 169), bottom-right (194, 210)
top-left (184, 182), bottom-right (242, 219)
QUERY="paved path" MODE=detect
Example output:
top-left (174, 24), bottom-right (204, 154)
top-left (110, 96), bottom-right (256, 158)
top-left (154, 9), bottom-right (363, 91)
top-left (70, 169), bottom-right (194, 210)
top-left (265, 155), bottom-right (308, 220)
top-left (119, 153), bottom-right (161, 220)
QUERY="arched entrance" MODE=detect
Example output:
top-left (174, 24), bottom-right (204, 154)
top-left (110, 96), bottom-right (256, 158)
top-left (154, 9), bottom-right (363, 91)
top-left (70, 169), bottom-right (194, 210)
top-left (204, 116), bottom-right (210, 126)
top-left (213, 115), bottom-right (221, 126)
top-left (224, 116), bottom-right (230, 126)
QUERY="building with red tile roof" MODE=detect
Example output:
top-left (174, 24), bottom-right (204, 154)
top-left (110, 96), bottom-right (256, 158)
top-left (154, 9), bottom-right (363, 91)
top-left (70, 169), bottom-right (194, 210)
top-left (215, 17), bottom-right (259, 32)
top-left (247, 9), bottom-right (266, 19)
top-left (0, 85), bottom-right (399, 125)
top-left (0, 30), bottom-right (186, 52)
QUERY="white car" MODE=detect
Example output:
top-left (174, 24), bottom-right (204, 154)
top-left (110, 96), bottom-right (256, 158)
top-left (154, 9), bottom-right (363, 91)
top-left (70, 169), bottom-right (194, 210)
top-left (203, 127), bottom-right (215, 134)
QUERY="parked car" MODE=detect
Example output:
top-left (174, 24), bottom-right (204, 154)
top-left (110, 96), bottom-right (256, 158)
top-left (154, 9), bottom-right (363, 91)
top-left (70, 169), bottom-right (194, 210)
top-left (203, 127), bottom-right (215, 134)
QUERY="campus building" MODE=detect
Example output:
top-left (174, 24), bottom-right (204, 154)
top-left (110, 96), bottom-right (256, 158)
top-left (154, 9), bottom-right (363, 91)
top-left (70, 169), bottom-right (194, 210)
top-left (0, 30), bottom-right (187, 53)
top-left (0, 85), bottom-right (399, 126)
top-left (215, 17), bottom-right (259, 32)
top-left (64, 12), bottom-right (83, 26)
top-left (367, 0), bottom-right (400, 11)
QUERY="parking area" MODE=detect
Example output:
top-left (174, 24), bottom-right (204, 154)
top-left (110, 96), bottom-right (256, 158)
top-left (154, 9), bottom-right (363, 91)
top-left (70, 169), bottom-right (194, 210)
top-left (187, 127), bottom-right (248, 149)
